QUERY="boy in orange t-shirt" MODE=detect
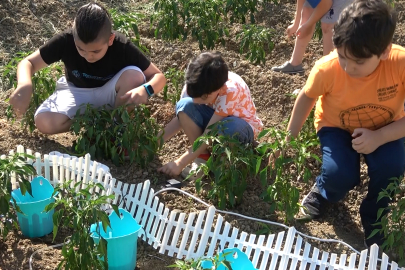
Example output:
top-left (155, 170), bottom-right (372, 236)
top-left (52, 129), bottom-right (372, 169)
top-left (287, 0), bottom-right (405, 247)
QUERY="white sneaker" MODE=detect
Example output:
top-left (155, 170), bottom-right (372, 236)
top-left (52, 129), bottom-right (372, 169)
top-left (181, 158), bottom-right (207, 180)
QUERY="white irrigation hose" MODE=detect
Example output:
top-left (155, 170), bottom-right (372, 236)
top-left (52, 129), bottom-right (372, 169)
top-left (29, 241), bottom-right (68, 270)
top-left (154, 188), bottom-right (386, 261)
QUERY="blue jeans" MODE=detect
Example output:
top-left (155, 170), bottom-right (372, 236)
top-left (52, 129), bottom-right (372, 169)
top-left (316, 127), bottom-right (405, 236)
top-left (175, 97), bottom-right (254, 144)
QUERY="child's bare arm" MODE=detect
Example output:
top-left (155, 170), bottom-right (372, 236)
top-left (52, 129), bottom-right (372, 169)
top-left (294, 0), bottom-right (306, 24)
top-left (120, 63), bottom-right (166, 105)
top-left (9, 50), bottom-right (48, 117)
top-left (287, 0), bottom-right (306, 37)
top-left (158, 114), bottom-right (225, 176)
top-left (287, 90), bottom-right (317, 138)
top-left (297, 0), bottom-right (333, 38)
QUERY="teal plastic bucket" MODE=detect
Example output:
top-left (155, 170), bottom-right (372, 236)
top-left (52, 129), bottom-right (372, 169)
top-left (90, 208), bottom-right (142, 270)
top-left (11, 176), bottom-right (56, 238)
top-left (201, 248), bottom-right (257, 270)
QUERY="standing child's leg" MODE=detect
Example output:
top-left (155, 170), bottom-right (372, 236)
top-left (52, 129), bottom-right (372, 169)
top-left (272, 4), bottom-right (314, 74)
top-left (320, 0), bottom-right (354, 56)
top-left (302, 127), bottom-right (361, 218)
top-left (290, 5), bottom-right (316, 66)
top-left (321, 22), bottom-right (334, 55)
top-left (362, 138), bottom-right (405, 246)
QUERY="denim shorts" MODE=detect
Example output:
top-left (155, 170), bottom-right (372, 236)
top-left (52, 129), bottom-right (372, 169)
top-left (175, 97), bottom-right (254, 143)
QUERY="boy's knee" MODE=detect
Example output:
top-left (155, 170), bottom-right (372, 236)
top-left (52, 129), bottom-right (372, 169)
top-left (320, 166), bottom-right (360, 202)
top-left (35, 113), bottom-right (70, 134)
top-left (116, 69), bottom-right (145, 92)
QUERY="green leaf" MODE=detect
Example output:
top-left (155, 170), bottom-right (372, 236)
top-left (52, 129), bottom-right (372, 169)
top-left (0, 196), bottom-right (9, 215)
top-left (98, 212), bottom-right (111, 233)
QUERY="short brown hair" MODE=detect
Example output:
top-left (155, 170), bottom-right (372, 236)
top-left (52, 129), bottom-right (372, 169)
top-left (186, 52), bottom-right (228, 98)
top-left (333, 0), bottom-right (396, 58)
top-left (73, 2), bottom-right (112, 44)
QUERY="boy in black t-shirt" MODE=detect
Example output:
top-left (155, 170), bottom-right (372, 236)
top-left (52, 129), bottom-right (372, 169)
top-left (9, 2), bottom-right (166, 134)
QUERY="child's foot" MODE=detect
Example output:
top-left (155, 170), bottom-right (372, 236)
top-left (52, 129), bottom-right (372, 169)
top-left (271, 61), bottom-right (305, 75)
top-left (181, 157), bottom-right (208, 180)
top-left (301, 184), bottom-right (327, 219)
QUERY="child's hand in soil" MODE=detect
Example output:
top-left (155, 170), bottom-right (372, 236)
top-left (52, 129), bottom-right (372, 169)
top-left (351, 128), bottom-right (382, 154)
top-left (158, 160), bottom-right (183, 176)
top-left (120, 85), bottom-right (149, 105)
top-left (9, 84), bottom-right (33, 118)
top-left (286, 22), bottom-right (299, 38)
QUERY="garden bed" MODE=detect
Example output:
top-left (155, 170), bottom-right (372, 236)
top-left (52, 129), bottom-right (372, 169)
top-left (1, 0), bottom-right (405, 269)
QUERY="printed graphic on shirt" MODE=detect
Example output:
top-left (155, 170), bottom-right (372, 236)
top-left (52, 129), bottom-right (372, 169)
top-left (339, 104), bottom-right (394, 131)
top-left (377, 84), bottom-right (399, 102)
top-left (326, 8), bottom-right (334, 20)
top-left (72, 70), bottom-right (114, 81)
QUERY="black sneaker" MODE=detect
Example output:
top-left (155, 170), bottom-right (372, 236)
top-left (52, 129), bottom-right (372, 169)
top-left (271, 61), bottom-right (305, 75)
top-left (301, 184), bottom-right (327, 219)
top-left (364, 228), bottom-right (385, 248)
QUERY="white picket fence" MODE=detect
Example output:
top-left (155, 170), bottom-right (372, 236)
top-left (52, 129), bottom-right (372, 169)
top-left (5, 145), bottom-right (405, 270)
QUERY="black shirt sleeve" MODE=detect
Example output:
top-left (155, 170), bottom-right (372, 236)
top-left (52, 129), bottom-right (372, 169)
top-left (39, 32), bottom-right (69, 65)
top-left (123, 38), bottom-right (151, 71)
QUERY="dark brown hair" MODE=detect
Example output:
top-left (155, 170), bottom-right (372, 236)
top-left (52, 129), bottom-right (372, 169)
top-left (333, 0), bottom-right (396, 58)
top-left (73, 2), bottom-right (112, 44)
top-left (186, 52), bottom-right (228, 98)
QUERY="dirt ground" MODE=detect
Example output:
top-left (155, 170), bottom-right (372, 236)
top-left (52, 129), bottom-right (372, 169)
top-left (1, 0), bottom-right (405, 269)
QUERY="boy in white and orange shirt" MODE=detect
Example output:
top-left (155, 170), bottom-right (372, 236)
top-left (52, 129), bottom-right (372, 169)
top-left (158, 52), bottom-right (263, 178)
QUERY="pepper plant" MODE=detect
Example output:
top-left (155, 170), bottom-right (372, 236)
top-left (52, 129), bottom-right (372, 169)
top-left (192, 122), bottom-right (261, 209)
top-left (45, 180), bottom-right (119, 270)
top-left (71, 104), bottom-right (163, 167)
top-left (370, 177), bottom-right (405, 266)
top-left (0, 153), bottom-right (36, 239)
top-left (110, 8), bottom-right (149, 55)
top-left (152, 0), bottom-right (229, 50)
top-left (168, 250), bottom-right (233, 269)
top-left (236, 24), bottom-right (275, 64)
top-left (162, 68), bottom-right (185, 105)
top-left (225, 0), bottom-right (259, 24)
top-left (256, 125), bottom-right (320, 223)
top-left (3, 52), bottom-right (63, 133)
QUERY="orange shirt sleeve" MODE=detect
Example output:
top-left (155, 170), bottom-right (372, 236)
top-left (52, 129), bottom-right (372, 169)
top-left (394, 47), bottom-right (405, 88)
top-left (303, 62), bottom-right (329, 99)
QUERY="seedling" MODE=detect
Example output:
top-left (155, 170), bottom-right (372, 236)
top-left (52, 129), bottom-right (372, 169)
top-left (162, 68), bottom-right (185, 105)
top-left (71, 104), bottom-right (163, 167)
top-left (45, 180), bottom-right (119, 269)
top-left (152, 0), bottom-right (229, 50)
top-left (257, 125), bottom-right (320, 223)
top-left (110, 8), bottom-right (149, 55)
top-left (237, 24), bottom-right (275, 64)
top-left (0, 153), bottom-right (36, 239)
top-left (192, 122), bottom-right (261, 209)
top-left (168, 250), bottom-right (233, 270)
top-left (3, 52), bottom-right (63, 133)
top-left (370, 177), bottom-right (405, 266)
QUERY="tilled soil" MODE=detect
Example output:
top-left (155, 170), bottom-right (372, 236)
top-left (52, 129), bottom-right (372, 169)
top-left (1, 0), bottom-right (405, 269)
